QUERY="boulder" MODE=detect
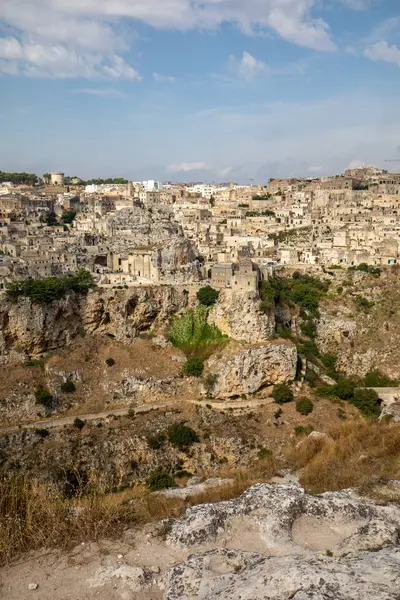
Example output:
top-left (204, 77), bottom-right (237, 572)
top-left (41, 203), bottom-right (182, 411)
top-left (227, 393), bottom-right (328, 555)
top-left (205, 341), bottom-right (297, 398)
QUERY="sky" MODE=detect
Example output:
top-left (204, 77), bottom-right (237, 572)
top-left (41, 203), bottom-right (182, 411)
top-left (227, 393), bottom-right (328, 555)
top-left (1, 0), bottom-right (400, 183)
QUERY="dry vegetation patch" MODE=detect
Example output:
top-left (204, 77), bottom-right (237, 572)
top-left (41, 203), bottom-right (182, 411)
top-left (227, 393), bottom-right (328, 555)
top-left (287, 419), bottom-right (400, 493)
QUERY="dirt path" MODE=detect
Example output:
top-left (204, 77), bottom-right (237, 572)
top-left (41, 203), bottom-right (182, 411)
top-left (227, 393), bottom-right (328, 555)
top-left (0, 402), bottom-right (171, 436)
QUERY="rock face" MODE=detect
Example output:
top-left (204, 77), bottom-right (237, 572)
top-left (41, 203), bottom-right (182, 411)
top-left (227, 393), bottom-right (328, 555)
top-left (205, 341), bottom-right (297, 398)
top-left (0, 286), bottom-right (188, 363)
top-left (209, 290), bottom-right (275, 343)
top-left (164, 483), bottom-right (400, 600)
top-left (165, 548), bottom-right (400, 600)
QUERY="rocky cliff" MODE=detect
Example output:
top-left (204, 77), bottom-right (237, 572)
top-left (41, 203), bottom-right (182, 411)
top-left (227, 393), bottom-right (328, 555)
top-left (208, 290), bottom-right (275, 343)
top-left (0, 286), bottom-right (188, 364)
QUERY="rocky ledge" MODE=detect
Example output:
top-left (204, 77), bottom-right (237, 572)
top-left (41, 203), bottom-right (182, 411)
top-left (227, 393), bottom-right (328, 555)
top-left (163, 483), bottom-right (400, 599)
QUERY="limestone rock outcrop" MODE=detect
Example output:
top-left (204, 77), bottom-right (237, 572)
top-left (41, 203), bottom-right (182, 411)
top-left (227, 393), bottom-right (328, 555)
top-left (0, 286), bottom-right (188, 363)
top-left (165, 547), bottom-right (400, 600)
top-left (208, 290), bottom-right (275, 343)
top-left (164, 483), bottom-right (400, 600)
top-left (205, 341), bottom-right (297, 398)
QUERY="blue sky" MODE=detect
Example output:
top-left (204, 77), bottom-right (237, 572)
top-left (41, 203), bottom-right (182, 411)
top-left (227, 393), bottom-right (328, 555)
top-left (1, 0), bottom-right (400, 182)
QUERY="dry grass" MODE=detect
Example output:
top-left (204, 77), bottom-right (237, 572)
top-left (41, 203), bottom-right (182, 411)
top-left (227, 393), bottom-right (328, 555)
top-left (287, 419), bottom-right (400, 493)
top-left (0, 477), bottom-right (136, 566)
top-left (0, 456), bottom-right (276, 566)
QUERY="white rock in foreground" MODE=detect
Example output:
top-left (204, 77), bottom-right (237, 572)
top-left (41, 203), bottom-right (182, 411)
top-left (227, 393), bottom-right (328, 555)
top-left (163, 483), bottom-right (400, 599)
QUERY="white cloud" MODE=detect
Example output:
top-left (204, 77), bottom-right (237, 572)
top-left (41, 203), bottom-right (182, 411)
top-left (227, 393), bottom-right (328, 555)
top-left (0, 37), bottom-right (141, 79)
top-left (340, 0), bottom-right (374, 9)
top-left (219, 166), bottom-right (234, 177)
top-left (364, 41), bottom-right (400, 67)
top-left (308, 165), bottom-right (323, 173)
top-left (0, 0), bottom-right (337, 81)
top-left (71, 87), bottom-right (127, 97)
top-left (168, 162), bottom-right (209, 172)
top-left (347, 159), bottom-right (366, 170)
top-left (230, 51), bottom-right (270, 81)
top-left (153, 72), bottom-right (176, 82)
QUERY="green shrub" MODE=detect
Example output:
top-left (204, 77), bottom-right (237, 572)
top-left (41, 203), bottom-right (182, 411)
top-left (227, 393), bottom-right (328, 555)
top-left (183, 358), bottom-right (204, 377)
top-left (274, 408), bottom-right (283, 419)
top-left (174, 470), bottom-right (193, 479)
top-left (350, 388), bottom-right (381, 418)
top-left (295, 425), bottom-right (314, 436)
top-left (334, 377), bottom-right (356, 400)
top-left (349, 263), bottom-right (381, 277)
top-left (34, 428), bottom-right (50, 438)
top-left (320, 353), bottom-right (337, 371)
top-left (315, 385), bottom-right (336, 397)
top-left (203, 373), bottom-right (218, 396)
top-left (146, 471), bottom-right (176, 491)
top-left (73, 417), bottom-right (85, 430)
top-left (61, 380), bottom-right (76, 393)
top-left (355, 295), bottom-right (373, 310)
top-left (23, 360), bottom-right (44, 368)
top-left (276, 323), bottom-right (292, 338)
top-left (300, 319), bottom-right (317, 339)
top-left (364, 370), bottom-right (398, 387)
top-left (106, 358), bottom-right (115, 367)
top-left (260, 300), bottom-right (273, 314)
top-left (197, 286), bottom-right (219, 306)
top-left (167, 422), bottom-right (199, 451)
top-left (146, 432), bottom-right (166, 450)
top-left (272, 383), bottom-right (293, 404)
top-left (296, 397), bottom-right (314, 415)
top-left (298, 340), bottom-right (320, 359)
top-left (304, 368), bottom-right (318, 387)
top-left (34, 386), bottom-right (53, 408)
top-left (258, 447), bottom-right (272, 460)
top-left (6, 269), bottom-right (94, 305)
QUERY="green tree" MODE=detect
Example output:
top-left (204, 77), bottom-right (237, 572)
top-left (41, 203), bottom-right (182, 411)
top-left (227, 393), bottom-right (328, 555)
top-left (197, 286), bottom-right (219, 306)
top-left (350, 388), bottom-right (381, 418)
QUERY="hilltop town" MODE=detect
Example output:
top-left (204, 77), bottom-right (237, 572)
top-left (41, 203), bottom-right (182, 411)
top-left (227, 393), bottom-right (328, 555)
top-left (1, 166), bottom-right (400, 600)
top-left (1, 165), bottom-right (400, 292)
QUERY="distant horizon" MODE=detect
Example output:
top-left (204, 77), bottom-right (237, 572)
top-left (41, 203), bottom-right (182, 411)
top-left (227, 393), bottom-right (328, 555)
top-left (2, 164), bottom-right (400, 187)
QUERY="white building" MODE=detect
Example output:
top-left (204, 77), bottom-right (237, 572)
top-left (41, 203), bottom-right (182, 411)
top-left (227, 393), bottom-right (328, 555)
top-left (186, 184), bottom-right (225, 199)
top-left (142, 180), bottom-right (162, 192)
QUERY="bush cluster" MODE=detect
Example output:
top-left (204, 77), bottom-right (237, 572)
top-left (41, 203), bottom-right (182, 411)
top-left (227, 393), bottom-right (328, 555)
top-left (316, 375), bottom-right (381, 418)
top-left (349, 263), bottom-right (381, 277)
top-left (167, 422), bottom-right (199, 451)
top-left (296, 397), bottom-right (314, 415)
top-left (61, 381), bottom-right (76, 394)
top-left (364, 370), bottom-right (398, 387)
top-left (34, 386), bottom-right (53, 408)
top-left (146, 432), bottom-right (166, 450)
top-left (146, 471), bottom-right (176, 491)
top-left (183, 358), bottom-right (204, 377)
top-left (272, 383), bottom-right (293, 404)
top-left (260, 273), bottom-right (329, 324)
top-left (6, 269), bottom-right (94, 305)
